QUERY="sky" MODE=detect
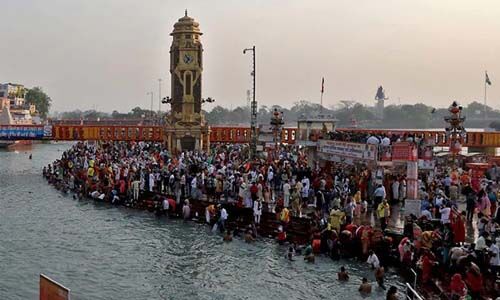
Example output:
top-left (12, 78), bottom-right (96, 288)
top-left (1, 0), bottom-right (499, 113)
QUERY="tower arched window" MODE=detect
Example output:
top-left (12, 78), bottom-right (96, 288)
top-left (184, 71), bottom-right (193, 96)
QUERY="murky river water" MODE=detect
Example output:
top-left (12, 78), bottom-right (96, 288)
top-left (0, 143), bottom-right (405, 300)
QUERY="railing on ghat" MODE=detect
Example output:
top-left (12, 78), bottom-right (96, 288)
top-left (336, 128), bottom-right (500, 148)
top-left (405, 283), bottom-right (424, 300)
top-left (209, 126), bottom-right (297, 144)
top-left (51, 125), bottom-right (163, 141)
top-left (2, 122), bottom-right (499, 147)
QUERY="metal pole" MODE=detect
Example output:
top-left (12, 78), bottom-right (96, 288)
top-left (484, 71), bottom-right (487, 121)
top-left (244, 46), bottom-right (257, 159)
top-left (158, 79), bottom-right (162, 113)
top-left (148, 91), bottom-right (154, 121)
top-left (251, 46), bottom-right (257, 159)
top-left (320, 91), bottom-right (324, 113)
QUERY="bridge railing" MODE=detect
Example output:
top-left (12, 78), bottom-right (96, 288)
top-left (1, 123), bottom-right (500, 148)
top-left (209, 126), bottom-right (296, 144)
top-left (52, 125), bottom-right (163, 141)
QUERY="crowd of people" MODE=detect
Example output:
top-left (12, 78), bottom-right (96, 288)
top-left (43, 141), bottom-right (499, 299)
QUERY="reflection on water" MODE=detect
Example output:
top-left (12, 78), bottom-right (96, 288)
top-left (0, 143), bottom-right (404, 300)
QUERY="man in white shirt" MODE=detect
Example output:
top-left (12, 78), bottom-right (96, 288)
top-left (149, 172), bottom-right (155, 192)
top-left (301, 177), bottom-right (310, 199)
top-left (489, 238), bottom-right (499, 276)
top-left (219, 206), bottom-right (228, 232)
top-left (475, 234), bottom-right (487, 251)
top-left (421, 208), bottom-right (433, 220)
top-left (283, 180), bottom-right (291, 207)
top-left (267, 168), bottom-right (274, 184)
top-left (367, 251), bottom-right (380, 269)
top-left (440, 205), bottom-right (451, 224)
top-left (191, 176), bottom-right (198, 200)
top-left (373, 184), bottom-right (386, 207)
top-left (367, 136), bottom-right (380, 145)
top-left (381, 136), bottom-right (391, 146)
top-left (392, 180), bottom-right (400, 202)
top-left (162, 198), bottom-right (169, 214)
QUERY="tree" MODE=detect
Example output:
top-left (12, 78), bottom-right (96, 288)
top-left (25, 87), bottom-right (52, 118)
top-left (490, 121), bottom-right (500, 131)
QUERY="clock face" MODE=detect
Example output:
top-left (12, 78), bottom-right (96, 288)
top-left (183, 53), bottom-right (193, 64)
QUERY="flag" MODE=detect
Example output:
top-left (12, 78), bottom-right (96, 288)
top-left (321, 77), bottom-right (324, 93)
top-left (486, 72), bottom-right (492, 85)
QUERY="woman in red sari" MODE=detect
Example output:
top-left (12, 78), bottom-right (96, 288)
top-left (420, 254), bottom-right (433, 283)
top-left (451, 210), bottom-right (466, 244)
top-left (449, 273), bottom-right (467, 299)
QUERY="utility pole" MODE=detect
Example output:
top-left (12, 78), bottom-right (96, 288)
top-left (158, 78), bottom-right (162, 124)
top-left (243, 46), bottom-right (257, 159)
top-left (246, 89), bottom-right (251, 109)
top-left (147, 91), bottom-right (154, 122)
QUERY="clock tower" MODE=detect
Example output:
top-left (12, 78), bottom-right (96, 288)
top-left (165, 11), bottom-right (209, 152)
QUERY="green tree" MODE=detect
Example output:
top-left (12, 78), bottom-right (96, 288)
top-left (25, 87), bottom-right (52, 118)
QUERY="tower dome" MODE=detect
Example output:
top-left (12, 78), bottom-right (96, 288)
top-left (171, 10), bottom-right (202, 36)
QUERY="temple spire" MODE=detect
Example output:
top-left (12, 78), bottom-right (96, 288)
top-left (185, 9), bottom-right (188, 17)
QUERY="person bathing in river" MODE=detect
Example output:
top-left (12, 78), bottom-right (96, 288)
top-left (375, 266), bottom-right (386, 290)
top-left (253, 199), bottom-right (262, 224)
top-left (337, 266), bottom-right (349, 281)
top-left (287, 246), bottom-right (295, 261)
top-left (385, 286), bottom-right (398, 300)
top-left (244, 230), bottom-right (255, 243)
top-left (223, 229), bottom-right (233, 242)
top-left (218, 205), bottom-right (228, 233)
top-left (304, 244), bottom-right (315, 263)
top-left (205, 204), bottom-right (216, 224)
top-left (367, 250), bottom-right (380, 269)
top-left (358, 277), bottom-right (372, 295)
top-left (182, 200), bottom-right (190, 221)
top-left (162, 197), bottom-right (169, 216)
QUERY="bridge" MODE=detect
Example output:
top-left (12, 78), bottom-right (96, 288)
top-left (1, 122), bottom-right (500, 149)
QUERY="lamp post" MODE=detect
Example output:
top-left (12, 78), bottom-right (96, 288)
top-left (147, 91), bottom-right (154, 122)
top-left (270, 108), bottom-right (284, 159)
top-left (158, 78), bottom-right (162, 121)
top-left (444, 101), bottom-right (466, 165)
top-left (243, 46), bottom-right (257, 159)
top-left (201, 97), bottom-right (215, 104)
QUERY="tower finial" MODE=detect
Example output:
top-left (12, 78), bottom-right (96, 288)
top-left (185, 9), bottom-right (188, 17)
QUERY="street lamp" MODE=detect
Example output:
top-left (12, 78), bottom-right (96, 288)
top-left (162, 96), bottom-right (172, 104)
top-left (147, 91), bottom-right (154, 122)
top-left (270, 108), bottom-right (284, 159)
top-left (243, 45), bottom-right (257, 159)
top-left (158, 78), bottom-right (162, 117)
top-left (201, 97), bottom-right (215, 104)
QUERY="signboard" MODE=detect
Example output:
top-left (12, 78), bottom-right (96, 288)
top-left (404, 199), bottom-right (421, 217)
top-left (0, 125), bottom-right (45, 140)
top-left (406, 161), bottom-right (418, 180)
top-left (418, 159), bottom-right (435, 170)
top-left (43, 125), bottom-right (53, 137)
top-left (318, 140), bottom-right (377, 161)
top-left (406, 179), bottom-right (419, 200)
top-left (40, 274), bottom-right (70, 300)
top-left (420, 146), bottom-right (433, 160)
top-left (392, 142), bottom-right (417, 161)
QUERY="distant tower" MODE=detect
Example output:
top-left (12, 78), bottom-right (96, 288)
top-left (165, 11), bottom-right (209, 152)
top-left (375, 86), bottom-right (387, 119)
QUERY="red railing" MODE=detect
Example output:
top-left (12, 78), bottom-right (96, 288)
top-left (1, 123), bottom-right (500, 148)
top-left (52, 125), bottom-right (163, 141)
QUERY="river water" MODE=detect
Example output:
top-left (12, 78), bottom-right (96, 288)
top-left (0, 143), bottom-right (405, 300)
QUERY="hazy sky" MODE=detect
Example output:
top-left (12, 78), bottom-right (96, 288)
top-left (2, 0), bottom-right (499, 113)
